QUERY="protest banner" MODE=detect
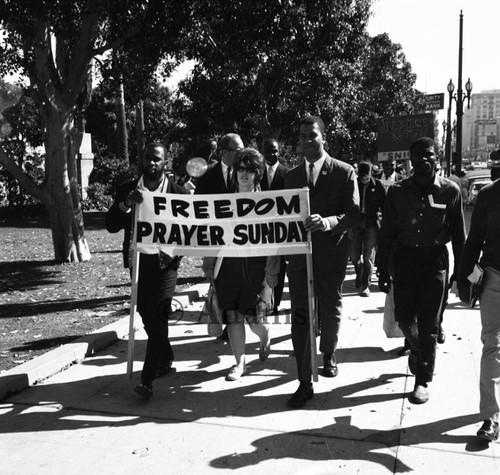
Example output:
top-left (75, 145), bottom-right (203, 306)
top-left (133, 188), bottom-right (310, 257)
top-left (126, 188), bottom-right (318, 380)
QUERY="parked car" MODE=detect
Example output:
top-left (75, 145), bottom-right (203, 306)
top-left (467, 178), bottom-right (491, 206)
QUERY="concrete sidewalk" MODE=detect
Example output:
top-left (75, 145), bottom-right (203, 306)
top-left (1, 267), bottom-right (498, 474)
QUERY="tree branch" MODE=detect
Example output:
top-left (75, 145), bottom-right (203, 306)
top-left (0, 146), bottom-right (47, 202)
top-left (65, 8), bottom-right (101, 106)
top-left (92, 24), bottom-right (142, 57)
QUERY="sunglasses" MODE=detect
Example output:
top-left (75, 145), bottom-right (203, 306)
top-left (236, 167), bottom-right (256, 173)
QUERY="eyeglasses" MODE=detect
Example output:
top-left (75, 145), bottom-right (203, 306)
top-left (223, 147), bottom-right (243, 152)
top-left (236, 167), bottom-right (255, 173)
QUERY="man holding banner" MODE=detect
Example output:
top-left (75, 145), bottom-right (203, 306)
top-left (285, 115), bottom-right (359, 408)
top-left (105, 142), bottom-right (187, 399)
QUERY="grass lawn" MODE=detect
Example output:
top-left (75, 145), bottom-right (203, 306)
top-left (0, 212), bottom-right (205, 374)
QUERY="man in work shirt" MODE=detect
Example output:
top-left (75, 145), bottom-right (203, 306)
top-left (376, 137), bottom-right (465, 404)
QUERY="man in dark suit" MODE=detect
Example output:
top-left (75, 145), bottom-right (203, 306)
top-left (106, 142), bottom-right (187, 399)
top-left (195, 133), bottom-right (243, 194)
top-left (195, 133), bottom-right (244, 342)
top-left (260, 138), bottom-right (288, 191)
top-left (285, 116), bottom-right (359, 408)
top-left (260, 138), bottom-right (288, 313)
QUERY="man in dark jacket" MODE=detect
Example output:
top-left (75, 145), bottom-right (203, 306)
top-left (351, 161), bottom-right (386, 297)
top-left (195, 133), bottom-right (243, 195)
top-left (260, 138), bottom-right (288, 313)
top-left (106, 142), bottom-right (187, 399)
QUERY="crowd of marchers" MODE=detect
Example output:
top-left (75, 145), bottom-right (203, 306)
top-left (105, 115), bottom-right (500, 444)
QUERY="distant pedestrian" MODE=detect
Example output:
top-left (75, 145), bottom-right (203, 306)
top-left (457, 176), bottom-right (500, 441)
top-left (376, 137), bottom-right (465, 404)
top-left (105, 142), bottom-right (187, 399)
top-left (380, 158), bottom-right (403, 190)
top-left (260, 138), bottom-right (288, 313)
top-left (351, 161), bottom-right (386, 297)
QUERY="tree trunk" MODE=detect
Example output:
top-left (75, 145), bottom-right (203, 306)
top-left (136, 100), bottom-right (145, 175)
top-left (44, 103), bottom-right (91, 263)
top-left (116, 77), bottom-right (129, 164)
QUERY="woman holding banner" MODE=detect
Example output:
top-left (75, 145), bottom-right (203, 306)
top-left (203, 148), bottom-right (280, 381)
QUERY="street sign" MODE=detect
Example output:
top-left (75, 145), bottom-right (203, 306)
top-left (423, 93), bottom-right (444, 110)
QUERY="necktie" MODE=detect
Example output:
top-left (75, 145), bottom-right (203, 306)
top-left (226, 166), bottom-right (232, 187)
top-left (361, 183), bottom-right (367, 214)
top-left (308, 162), bottom-right (315, 189)
top-left (267, 166), bottom-right (274, 186)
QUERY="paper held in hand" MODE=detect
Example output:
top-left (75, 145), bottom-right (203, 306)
top-left (467, 264), bottom-right (484, 309)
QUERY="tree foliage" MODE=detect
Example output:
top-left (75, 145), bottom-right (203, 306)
top-left (0, 0), bottom-right (191, 262)
top-left (344, 33), bottom-right (423, 160)
top-left (177, 0), bottom-right (421, 162)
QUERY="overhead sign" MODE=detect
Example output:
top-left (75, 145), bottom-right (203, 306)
top-left (376, 113), bottom-right (435, 162)
top-left (133, 189), bottom-right (311, 257)
top-left (423, 93), bottom-right (444, 110)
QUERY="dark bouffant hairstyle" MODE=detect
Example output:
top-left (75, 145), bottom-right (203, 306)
top-left (233, 148), bottom-right (265, 185)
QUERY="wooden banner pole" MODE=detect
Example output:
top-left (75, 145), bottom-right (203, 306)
top-left (305, 190), bottom-right (318, 382)
top-left (127, 204), bottom-right (140, 379)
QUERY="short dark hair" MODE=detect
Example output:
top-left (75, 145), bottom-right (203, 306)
top-left (358, 161), bottom-right (372, 177)
top-left (144, 141), bottom-right (168, 158)
top-left (233, 148), bottom-right (265, 185)
top-left (263, 138), bottom-right (279, 149)
top-left (410, 137), bottom-right (438, 155)
top-left (298, 115), bottom-right (326, 136)
top-left (491, 166), bottom-right (500, 181)
top-left (219, 133), bottom-right (242, 150)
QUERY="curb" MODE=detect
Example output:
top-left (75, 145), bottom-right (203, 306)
top-left (0, 282), bottom-right (210, 401)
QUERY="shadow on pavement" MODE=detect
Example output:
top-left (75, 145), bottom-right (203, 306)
top-left (209, 412), bottom-right (479, 472)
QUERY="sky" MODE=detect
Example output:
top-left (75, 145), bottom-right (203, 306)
top-left (367, 0), bottom-right (500, 123)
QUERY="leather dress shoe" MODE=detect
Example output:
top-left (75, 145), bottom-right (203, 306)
top-left (359, 287), bottom-right (370, 297)
top-left (322, 353), bottom-right (338, 378)
top-left (397, 341), bottom-right (410, 357)
top-left (135, 382), bottom-right (153, 399)
top-left (437, 327), bottom-right (446, 344)
top-left (287, 382), bottom-right (314, 408)
top-left (155, 360), bottom-right (173, 379)
top-left (477, 419), bottom-right (499, 441)
top-left (409, 384), bottom-right (429, 404)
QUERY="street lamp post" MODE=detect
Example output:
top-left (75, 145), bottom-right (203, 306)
top-left (445, 80), bottom-right (454, 177)
top-left (454, 11), bottom-right (473, 174)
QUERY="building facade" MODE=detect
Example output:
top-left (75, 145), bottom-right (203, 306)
top-left (464, 89), bottom-right (500, 160)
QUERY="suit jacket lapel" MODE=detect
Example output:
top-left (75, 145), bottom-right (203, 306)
top-left (314, 155), bottom-right (333, 191)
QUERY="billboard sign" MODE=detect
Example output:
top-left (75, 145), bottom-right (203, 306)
top-left (377, 113), bottom-right (435, 162)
